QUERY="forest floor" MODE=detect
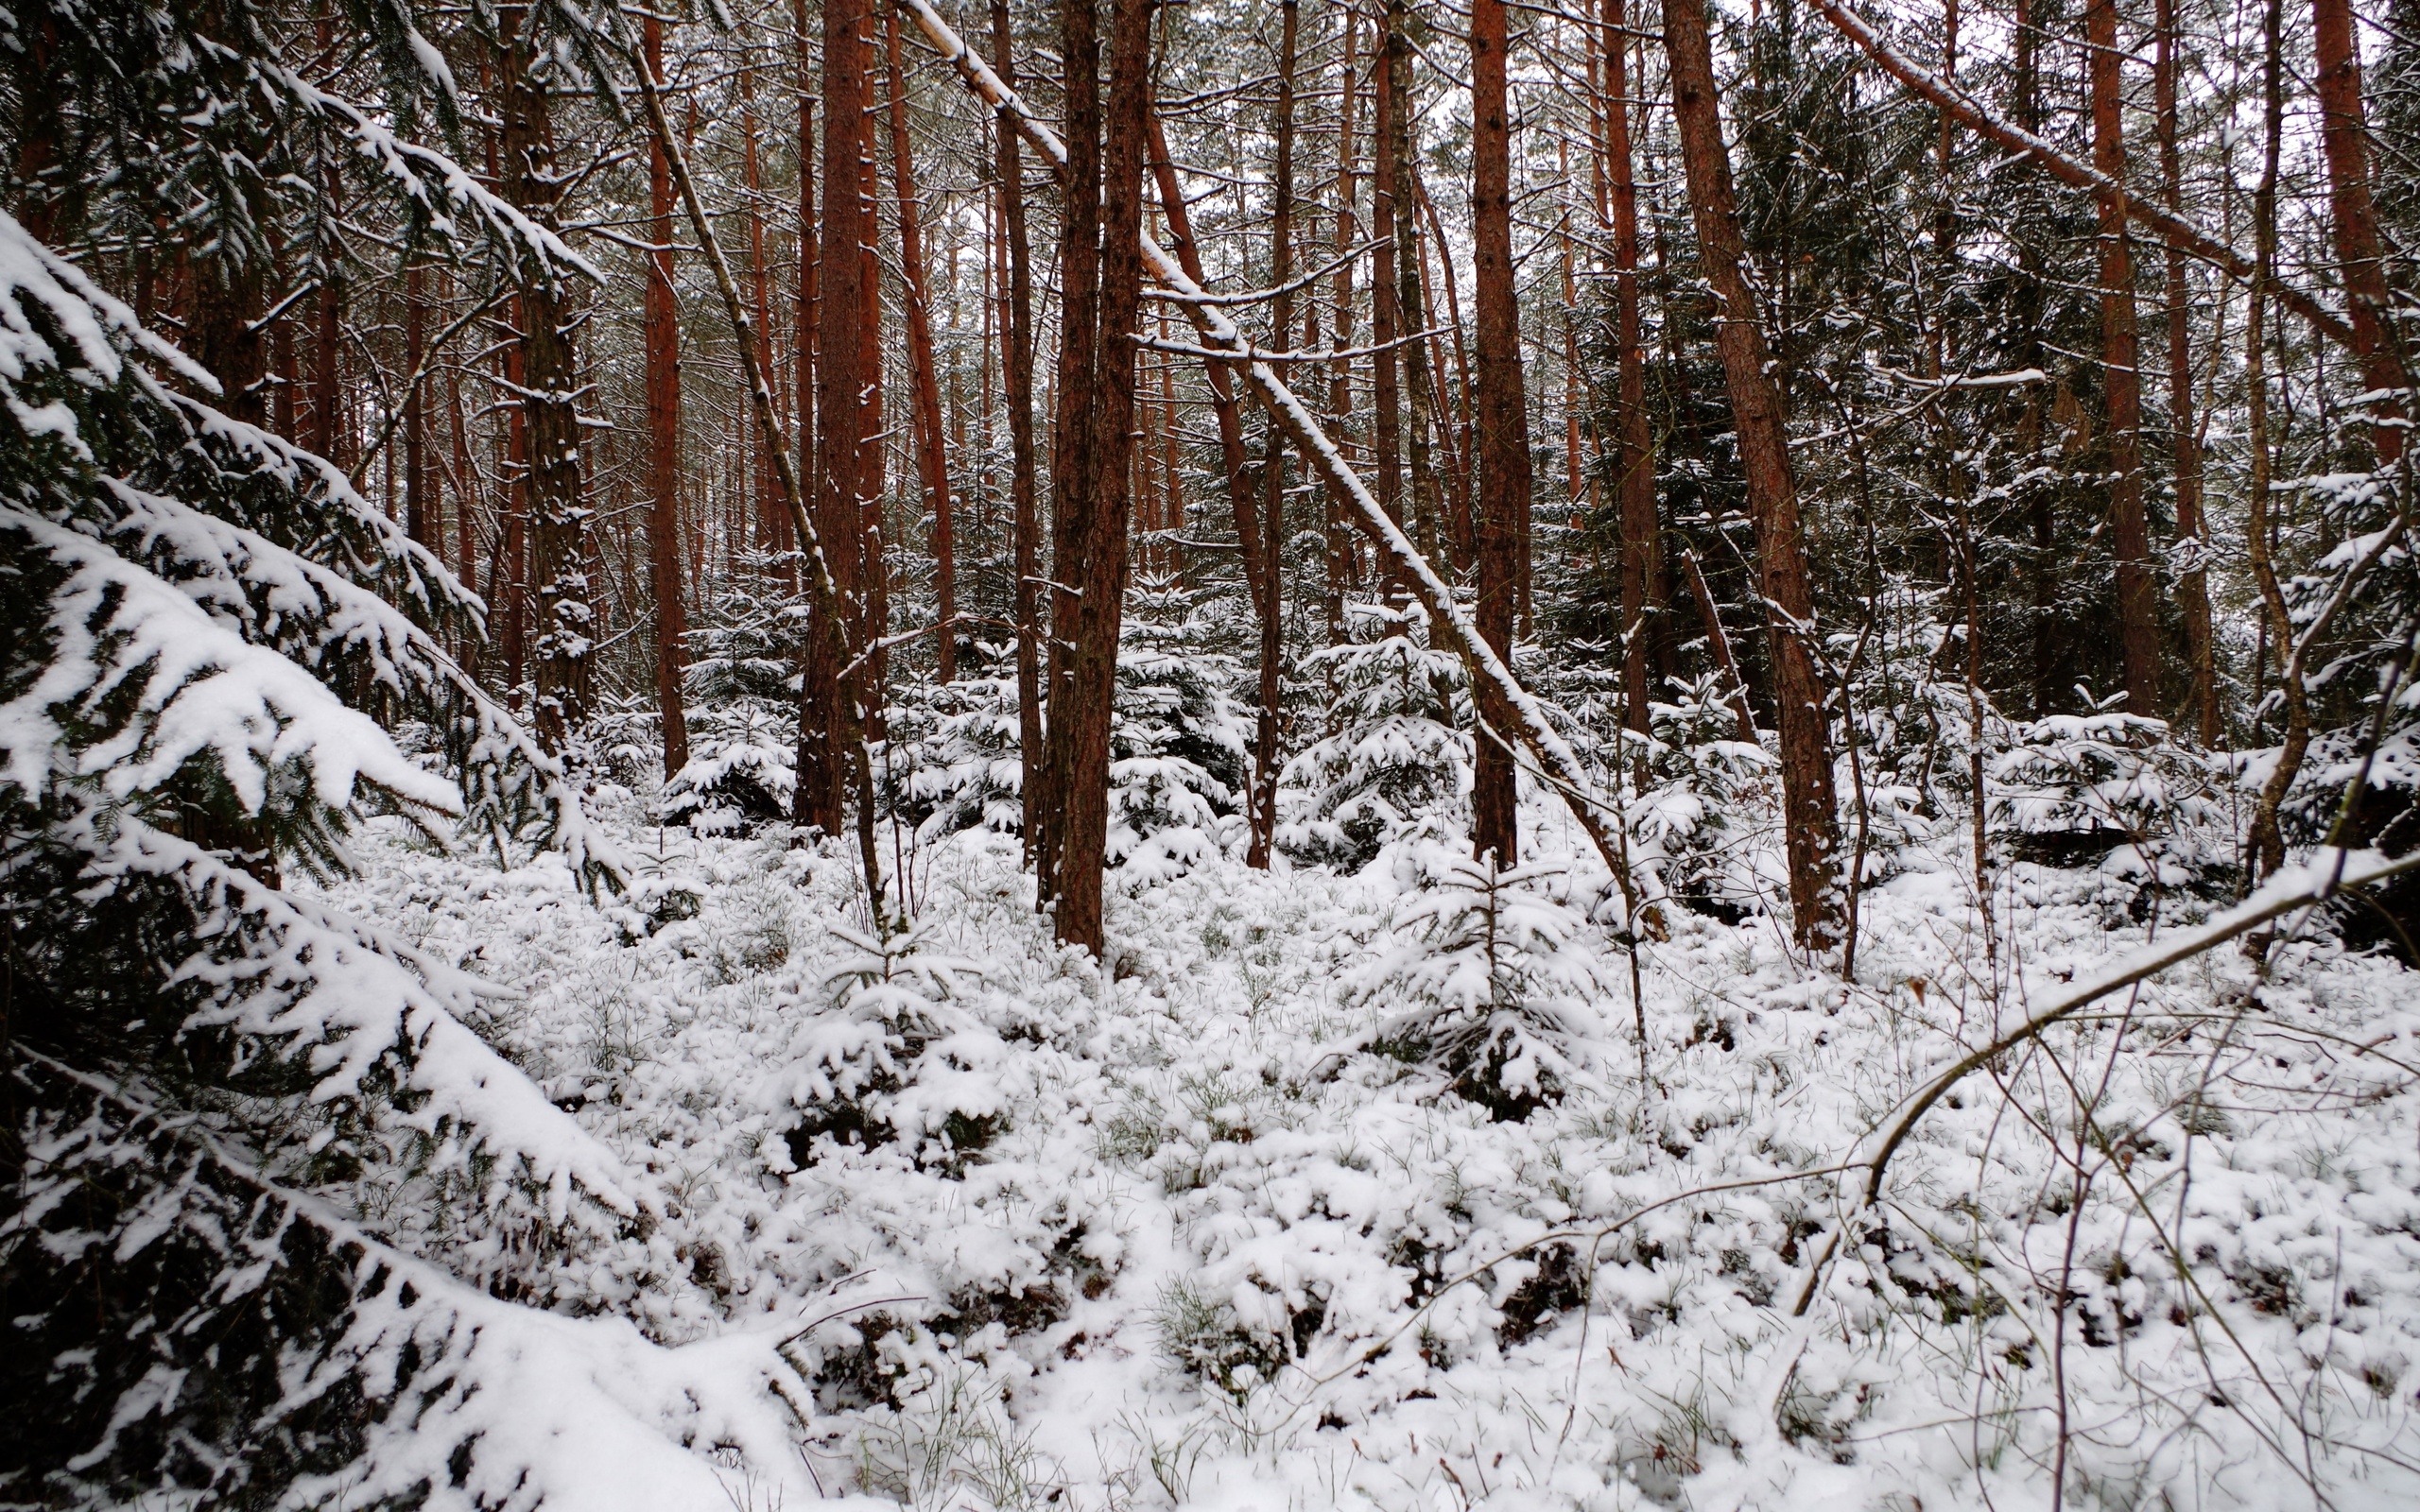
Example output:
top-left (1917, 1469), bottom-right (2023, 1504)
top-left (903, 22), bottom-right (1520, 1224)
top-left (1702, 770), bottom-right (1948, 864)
top-left (320, 787), bottom-right (2420, 1512)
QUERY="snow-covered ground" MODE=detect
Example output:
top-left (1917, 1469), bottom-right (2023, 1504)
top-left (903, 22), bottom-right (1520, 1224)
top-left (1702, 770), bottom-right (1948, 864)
top-left (320, 792), bottom-right (2420, 1512)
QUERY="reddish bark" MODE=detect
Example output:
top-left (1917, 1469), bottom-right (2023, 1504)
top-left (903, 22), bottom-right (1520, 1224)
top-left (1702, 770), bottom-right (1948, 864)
top-left (2089, 0), bottom-right (2163, 717)
top-left (2156, 0), bottom-right (2215, 741)
top-left (1369, 7), bottom-right (1405, 599)
top-left (1044, 0), bottom-right (1153, 955)
top-left (1323, 12), bottom-right (1361, 641)
top-left (1605, 0), bottom-right (1657, 737)
top-left (499, 14), bottom-right (592, 752)
top-left (804, 0), bottom-right (878, 837)
top-left (1245, 0), bottom-right (1301, 869)
top-left (2312, 0), bottom-right (2408, 463)
top-left (1147, 113), bottom-right (1268, 633)
top-left (1033, 0), bottom-right (1104, 906)
top-left (1470, 0), bottom-right (1525, 868)
top-left (1664, 0), bottom-right (1843, 946)
top-left (646, 13), bottom-right (690, 779)
top-left (887, 7), bottom-right (959, 681)
top-left (991, 0), bottom-right (1044, 862)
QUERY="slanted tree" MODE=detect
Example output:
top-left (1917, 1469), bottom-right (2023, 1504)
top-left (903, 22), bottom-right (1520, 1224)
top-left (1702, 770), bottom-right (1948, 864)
top-left (1662, 0), bottom-right (1842, 946)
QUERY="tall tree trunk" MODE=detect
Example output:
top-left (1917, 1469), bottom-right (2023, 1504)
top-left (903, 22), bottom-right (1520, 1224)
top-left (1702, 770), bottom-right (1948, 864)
top-left (1035, 0), bottom-right (1106, 907)
top-left (983, 0), bottom-right (1045, 859)
top-left (2088, 0), bottom-right (2162, 716)
top-left (2247, 0), bottom-right (2308, 881)
top-left (2155, 0), bottom-right (2215, 743)
top-left (404, 259), bottom-right (428, 549)
top-left (888, 7), bottom-right (959, 681)
top-left (738, 52), bottom-right (786, 572)
top-left (1323, 10), bottom-right (1360, 643)
top-left (1470, 0), bottom-right (1525, 867)
top-left (1370, 6), bottom-right (1405, 601)
top-left (804, 0), bottom-right (877, 838)
top-left (2312, 0), bottom-right (2407, 464)
top-left (1045, 0), bottom-right (1152, 955)
top-left (1663, 0), bottom-right (1842, 946)
top-left (1417, 173), bottom-right (1477, 570)
top-left (1391, 7), bottom-right (1443, 565)
top-left (646, 12), bottom-right (690, 780)
top-left (450, 364), bottom-right (475, 593)
top-left (1606, 0), bottom-right (1657, 737)
top-left (1246, 0), bottom-right (1300, 868)
top-left (794, 0), bottom-right (819, 510)
top-left (500, 16), bottom-right (592, 754)
top-left (991, 0), bottom-right (1044, 864)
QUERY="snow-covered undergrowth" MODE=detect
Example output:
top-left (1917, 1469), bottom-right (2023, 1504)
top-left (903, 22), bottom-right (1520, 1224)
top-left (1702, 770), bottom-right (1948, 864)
top-left (318, 792), bottom-right (2420, 1512)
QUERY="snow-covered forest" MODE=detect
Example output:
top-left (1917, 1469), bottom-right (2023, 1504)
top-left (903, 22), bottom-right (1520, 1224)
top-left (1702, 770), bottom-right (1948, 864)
top-left (4, 0), bottom-right (2418, 1503)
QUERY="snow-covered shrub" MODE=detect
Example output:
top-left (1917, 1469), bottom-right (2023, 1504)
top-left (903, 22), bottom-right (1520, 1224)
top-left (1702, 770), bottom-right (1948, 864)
top-left (766, 920), bottom-right (1003, 1175)
top-left (1110, 588), bottom-right (1253, 884)
top-left (1341, 845), bottom-right (1613, 1120)
top-left (883, 642), bottom-right (1025, 842)
top-left (1991, 700), bottom-right (2233, 915)
top-left (1634, 671), bottom-right (1779, 921)
top-left (1827, 577), bottom-right (1978, 871)
top-left (0, 211), bottom-right (812, 1503)
top-left (1277, 602), bottom-right (1472, 872)
top-left (662, 574), bottom-right (801, 833)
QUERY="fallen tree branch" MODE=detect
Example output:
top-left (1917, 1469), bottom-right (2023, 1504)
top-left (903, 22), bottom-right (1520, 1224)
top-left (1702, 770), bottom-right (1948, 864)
top-left (1789, 846), bottom-right (2420, 1315)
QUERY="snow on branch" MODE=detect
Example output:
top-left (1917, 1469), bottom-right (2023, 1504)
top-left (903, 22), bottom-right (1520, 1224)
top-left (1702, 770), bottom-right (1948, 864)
top-left (8, 1055), bottom-right (804, 1508)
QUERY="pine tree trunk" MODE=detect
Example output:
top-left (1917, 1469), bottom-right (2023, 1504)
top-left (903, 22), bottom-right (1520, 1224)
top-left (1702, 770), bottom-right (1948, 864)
top-left (1416, 176), bottom-right (1477, 572)
top-left (2312, 0), bottom-right (2407, 464)
top-left (2088, 0), bottom-right (2162, 718)
top-left (991, 0), bottom-right (1045, 865)
top-left (645, 12), bottom-right (690, 780)
top-left (2247, 0), bottom-right (2308, 880)
top-left (1664, 0), bottom-right (1842, 946)
top-left (1469, 0), bottom-right (1525, 868)
top-left (1391, 9), bottom-right (1443, 566)
top-left (1246, 0), bottom-right (1301, 869)
top-left (1046, 0), bottom-right (1152, 955)
top-left (500, 305), bottom-right (528, 701)
top-left (405, 260), bottom-right (428, 549)
top-left (2155, 0), bottom-right (2215, 743)
top-left (793, 0), bottom-right (819, 510)
top-left (804, 0), bottom-right (876, 838)
top-left (1606, 0), bottom-right (1657, 737)
top-left (500, 18), bottom-right (592, 753)
top-left (1324, 12), bottom-right (1360, 642)
top-left (1036, 0), bottom-right (1106, 908)
top-left (738, 54), bottom-right (786, 574)
top-left (191, 257), bottom-right (268, 427)
top-left (1370, 9), bottom-right (1405, 603)
top-left (886, 8), bottom-right (959, 682)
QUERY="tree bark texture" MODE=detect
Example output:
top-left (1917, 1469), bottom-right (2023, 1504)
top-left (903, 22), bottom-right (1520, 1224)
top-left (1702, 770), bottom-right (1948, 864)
top-left (645, 12), bottom-right (690, 780)
top-left (804, 0), bottom-right (879, 837)
top-left (1042, 0), bottom-right (1152, 955)
top-left (2088, 0), bottom-right (2163, 717)
top-left (2312, 0), bottom-right (2408, 464)
top-left (500, 19), bottom-right (592, 753)
top-left (1605, 0), bottom-right (1657, 738)
top-left (1663, 0), bottom-right (1842, 946)
top-left (1470, 0), bottom-right (1526, 868)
